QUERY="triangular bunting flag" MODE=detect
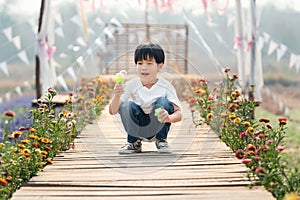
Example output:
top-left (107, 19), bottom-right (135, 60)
top-left (71, 15), bottom-right (81, 26)
top-left (267, 40), bottom-right (278, 56)
top-left (18, 50), bottom-right (30, 65)
top-left (76, 37), bottom-right (87, 47)
top-left (5, 92), bottom-right (11, 101)
top-left (57, 75), bottom-right (69, 91)
top-left (95, 38), bottom-right (106, 51)
top-left (55, 27), bottom-right (64, 37)
top-left (3, 27), bottom-right (13, 41)
top-left (103, 27), bottom-right (115, 40)
top-left (55, 13), bottom-right (63, 26)
top-left (0, 62), bottom-right (9, 77)
top-left (95, 17), bottom-right (104, 26)
top-left (15, 86), bottom-right (23, 96)
top-left (12, 36), bottom-right (21, 50)
top-left (262, 32), bottom-right (270, 43)
top-left (289, 54), bottom-right (298, 68)
top-left (67, 67), bottom-right (77, 82)
top-left (276, 44), bottom-right (287, 62)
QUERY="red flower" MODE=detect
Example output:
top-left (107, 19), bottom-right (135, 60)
top-left (278, 117), bottom-right (287, 125)
top-left (235, 149), bottom-right (244, 159)
top-left (259, 118), bottom-right (270, 123)
top-left (224, 67), bottom-right (230, 73)
top-left (241, 159), bottom-right (252, 164)
top-left (276, 146), bottom-right (285, 151)
top-left (4, 110), bottom-right (16, 117)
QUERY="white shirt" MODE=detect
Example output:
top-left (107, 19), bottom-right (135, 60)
top-left (120, 77), bottom-right (181, 114)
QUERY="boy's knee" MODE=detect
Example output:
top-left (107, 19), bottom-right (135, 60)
top-left (153, 97), bottom-right (174, 113)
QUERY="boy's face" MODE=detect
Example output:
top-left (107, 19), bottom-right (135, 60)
top-left (136, 56), bottom-right (162, 85)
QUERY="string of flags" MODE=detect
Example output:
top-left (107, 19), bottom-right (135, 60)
top-left (1, 0), bottom-right (300, 105)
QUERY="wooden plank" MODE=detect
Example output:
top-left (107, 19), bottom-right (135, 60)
top-left (11, 102), bottom-right (274, 199)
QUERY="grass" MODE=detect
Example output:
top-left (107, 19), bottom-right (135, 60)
top-left (255, 107), bottom-right (300, 168)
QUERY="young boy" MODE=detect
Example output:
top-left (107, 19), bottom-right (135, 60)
top-left (109, 43), bottom-right (182, 154)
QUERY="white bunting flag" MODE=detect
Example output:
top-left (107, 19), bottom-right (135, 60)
top-left (77, 56), bottom-right (87, 71)
top-left (267, 40), bottom-right (278, 56)
top-left (276, 44), bottom-right (287, 62)
top-left (88, 28), bottom-right (95, 35)
top-left (262, 32), bottom-right (270, 43)
top-left (3, 27), bottom-right (13, 41)
top-left (18, 50), bottom-right (30, 65)
top-left (71, 15), bottom-right (81, 26)
top-left (5, 92), bottom-right (11, 101)
top-left (0, 97), bottom-right (2, 105)
top-left (55, 27), bottom-right (64, 37)
top-left (57, 75), bottom-right (68, 91)
top-left (76, 36), bottom-right (87, 47)
top-left (55, 13), bottom-right (63, 26)
top-left (12, 36), bottom-right (21, 50)
top-left (95, 17), bottom-right (104, 26)
top-left (95, 38), bottom-right (106, 51)
top-left (296, 59), bottom-right (300, 73)
top-left (67, 67), bottom-right (77, 82)
top-left (289, 54), bottom-right (298, 68)
top-left (103, 27), bottom-right (115, 40)
top-left (110, 17), bottom-right (123, 28)
top-left (0, 62), bottom-right (9, 77)
top-left (15, 86), bottom-right (23, 96)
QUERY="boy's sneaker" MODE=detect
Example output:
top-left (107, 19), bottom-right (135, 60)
top-left (155, 139), bottom-right (171, 153)
top-left (118, 140), bottom-right (142, 154)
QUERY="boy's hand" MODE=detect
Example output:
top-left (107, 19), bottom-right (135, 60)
top-left (155, 108), bottom-right (170, 123)
top-left (113, 83), bottom-right (124, 97)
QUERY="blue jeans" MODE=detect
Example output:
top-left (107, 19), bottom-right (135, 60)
top-left (118, 97), bottom-right (174, 143)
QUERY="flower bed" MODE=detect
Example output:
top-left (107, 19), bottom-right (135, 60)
top-left (189, 68), bottom-right (300, 200)
top-left (0, 76), bottom-right (111, 199)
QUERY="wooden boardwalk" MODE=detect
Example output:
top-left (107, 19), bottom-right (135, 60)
top-left (12, 102), bottom-right (274, 200)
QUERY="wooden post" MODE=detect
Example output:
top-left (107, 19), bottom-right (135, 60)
top-left (248, 0), bottom-right (257, 119)
top-left (234, 0), bottom-right (245, 88)
top-left (249, 0), bottom-right (256, 87)
top-left (35, 0), bottom-right (45, 99)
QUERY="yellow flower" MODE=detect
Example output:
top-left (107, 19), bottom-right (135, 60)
top-left (12, 131), bottom-right (22, 139)
top-left (40, 137), bottom-right (51, 144)
top-left (246, 127), bottom-right (254, 135)
top-left (206, 113), bottom-right (213, 120)
top-left (243, 121), bottom-right (251, 127)
top-left (47, 158), bottom-right (53, 164)
top-left (0, 178), bottom-right (8, 186)
top-left (17, 144), bottom-right (26, 149)
top-left (283, 192), bottom-right (299, 200)
top-left (29, 134), bottom-right (39, 140)
top-left (234, 118), bottom-right (241, 124)
top-left (21, 139), bottom-right (30, 144)
top-left (229, 113), bottom-right (236, 120)
top-left (194, 89), bottom-right (206, 95)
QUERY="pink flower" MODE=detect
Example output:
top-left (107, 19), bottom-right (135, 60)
top-left (235, 149), bottom-right (244, 159)
top-left (276, 146), bottom-right (285, 151)
top-left (239, 131), bottom-right (247, 138)
top-left (241, 159), bottom-right (252, 164)
top-left (266, 124), bottom-right (273, 129)
top-left (255, 167), bottom-right (266, 175)
top-left (224, 67), bottom-right (230, 73)
top-left (4, 110), bottom-right (16, 118)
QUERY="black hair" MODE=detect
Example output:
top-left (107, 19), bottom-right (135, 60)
top-left (134, 43), bottom-right (165, 64)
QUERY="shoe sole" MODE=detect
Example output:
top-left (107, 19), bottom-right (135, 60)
top-left (157, 149), bottom-right (172, 153)
top-left (118, 149), bottom-right (142, 154)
